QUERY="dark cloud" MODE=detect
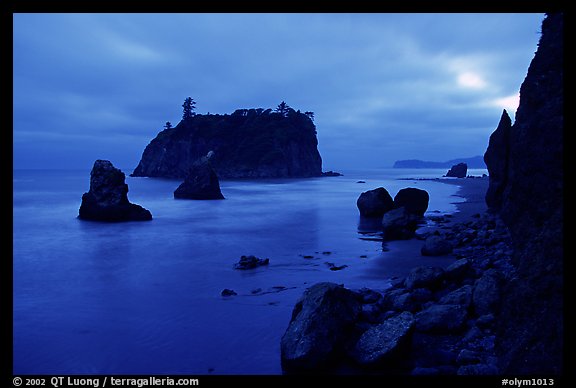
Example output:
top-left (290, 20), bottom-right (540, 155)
top-left (13, 13), bottom-right (544, 170)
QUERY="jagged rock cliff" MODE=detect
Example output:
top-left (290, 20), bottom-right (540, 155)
top-left (132, 108), bottom-right (322, 179)
top-left (485, 13), bottom-right (563, 374)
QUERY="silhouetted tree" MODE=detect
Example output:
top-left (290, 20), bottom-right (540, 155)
top-left (275, 101), bottom-right (290, 117)
top-left (304, 111), bottom-right (315, 122)
top-left (164, 121), bottom-right (173, 130)
top-left (182, 97), bottom-right (196, 120)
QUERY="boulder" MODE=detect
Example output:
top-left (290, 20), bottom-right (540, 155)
top-left (472, 269), bottom-right (504, 316)
top-left (233, 255), bottom-right (269, 270)
top-left (404, 266), bottom-right (445, 290)
top-left (78, 160), bottom-right (152, 222)
top-left (393, 187), bottom-right (429, 216)
top-left (356, 187), bottom-right (394, 217)
top-left (445, 162), bottom-right (468, 178)
top-left (174, 154), bottom-right (225, 199)
top-left (385, 288), bottom-right (433, 313)
top-left (445, 258), bottom-right (474, 280)
top-left (280, 282), bottom-right (361, 372)
top-left (352, 311), bottom-right (415, 366)
top-left (421, 235), bottom-right (453, 256)
top-left (415, 304), bottom-right (468, 333)
top-left (382, 207), bottom-right (422, 240)
top-left (438, 285), bottom-right (473, 307)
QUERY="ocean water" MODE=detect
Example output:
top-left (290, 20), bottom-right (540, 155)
top-left (12, 168), bottom-right (487, 375)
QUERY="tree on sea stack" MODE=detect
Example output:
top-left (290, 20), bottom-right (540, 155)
top-left (164, 121), bottom-right (172, 130)
top-left (182, 97), bottom-right (196, 120)
top-left (276, 101), bottom-right (290, 117)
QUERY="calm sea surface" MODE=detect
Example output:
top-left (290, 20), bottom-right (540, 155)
top-left (13, 168), bottom-right (486, 374)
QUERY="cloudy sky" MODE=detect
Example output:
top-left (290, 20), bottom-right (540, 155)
top-left (13, 13), bottom-right (544, 171)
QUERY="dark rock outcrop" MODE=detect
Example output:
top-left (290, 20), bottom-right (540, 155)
top-left (280, 282), bottom-right (361, 372)
top-left (356, 187), bottom-right (394, 217)
top-left (445, 162), bottom-right (467, 178)
top-left (484, 110), bottom-right (512, 210)
top-left (421, 235), bottom-right (453, 256)
top-left (78, 160), bottom-right (152, 222)
top-left (393, 187), bottom-right (429, 216)
top-left (352, 311), bottom-right (415, 366)
top-left (233, 255), bottom-right (269, 270)
top-left (132, 107), bottom-right (322, 179)
top-left (382, 207), bottom-right (422, 240)
top-left (484, 13), bottom-right (563, 374)
top-left (173, 154), bottom-right (225, 200)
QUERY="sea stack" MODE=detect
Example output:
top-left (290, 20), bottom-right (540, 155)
top-left (445, 162), bottom-right (467, 178)
top-left (173, 152), bottom-right (225, 200)
top-left (78, 160), bottom-right (152, 222)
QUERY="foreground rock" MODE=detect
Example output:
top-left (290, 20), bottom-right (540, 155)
top-left (281, 283), bottom-right (361, 372)
top-left (356, 187), bottom-right (394, 217)
top-left (233, 255), bottom-right (269, 270)
top-left (421, 234), bottom-right (453, 256)
top-left (393, 188), bottom-right (429, 216)
top-left (382, 207), bottom-right (421, 240)
top-left (173, 154), bottom-right (225, 200)
top-left (352, 311), bottom-right (414, 366)
top-left (78, 160), bottom-right (152, 222)
top-left (281, 211), bottom-right (514, 374)
top-left (445, 162), bottom-right (467, 178)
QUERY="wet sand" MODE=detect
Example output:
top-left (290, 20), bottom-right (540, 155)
top-left (369, 176), bottom-right (489, 281)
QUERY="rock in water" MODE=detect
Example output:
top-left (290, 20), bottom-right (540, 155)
top-left (393, 187), bottom-right (429, 216)
top-left (281, 282), bottom-right (361, 372)
top-left (78, 160), bottom-right (152, 222)
top-left (132, 107), bottom-right (322, 179)
top-left (233, 255), bottom-right (269, 270)
top-left (173, 155), bottom-right (225, 200)
top-left (445, 162), bottom-right (468, 178)
top-left (356, 187), bottom-right (394, 217)
top-left (382, 207), bottom-right (421, 240)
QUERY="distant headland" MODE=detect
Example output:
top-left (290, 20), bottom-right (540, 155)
top-left (392, 155), bottom-right (486, 169)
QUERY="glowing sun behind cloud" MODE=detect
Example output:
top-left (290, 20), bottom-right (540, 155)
top-left (457, 71), bottom-right (487, 89)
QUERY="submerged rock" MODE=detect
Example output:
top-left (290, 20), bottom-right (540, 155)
top-left (382, 207), bottom-right (421, 240)
top-left (221, 289), bottom-right (237, 297)
top-left (78, 160), bottom-right (152, 222)
top-left (280, 282), bottom-right (361, 372)
top-left (233, 255), bottom-right (269, 270)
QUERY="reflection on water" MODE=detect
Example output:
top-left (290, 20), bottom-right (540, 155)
top-left (13, 168), bottom-right (465, 374)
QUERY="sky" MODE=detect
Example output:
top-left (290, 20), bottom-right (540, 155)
top-left (12, 13), bottom-right (545, 171)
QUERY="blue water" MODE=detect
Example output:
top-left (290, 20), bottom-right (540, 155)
top-left (12, 168), bottom-right (486, 374)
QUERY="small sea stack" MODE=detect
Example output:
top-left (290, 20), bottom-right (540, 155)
top-left (78, 159), bottom-right (152, 222)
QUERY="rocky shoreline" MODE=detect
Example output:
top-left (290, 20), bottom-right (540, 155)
top-left (281, 176), bottom-right (518, 375)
